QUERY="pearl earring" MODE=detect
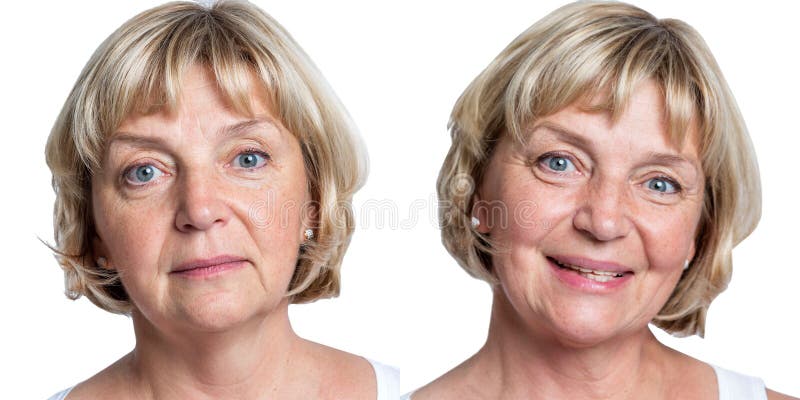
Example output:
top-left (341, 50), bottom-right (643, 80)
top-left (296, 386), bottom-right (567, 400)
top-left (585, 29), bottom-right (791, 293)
top-left (304, 229), bottom-right (314, 241)
top-left (683, 259), bottom-right (690, 270)
top-left (471, 216), bottom-right (480, 228)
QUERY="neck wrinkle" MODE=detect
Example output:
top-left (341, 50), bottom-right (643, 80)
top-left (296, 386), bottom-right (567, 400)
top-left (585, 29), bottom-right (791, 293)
top-left (127, 299), bottom-right (299, 400)
top-left (474, 289), bottom-right (667, 400)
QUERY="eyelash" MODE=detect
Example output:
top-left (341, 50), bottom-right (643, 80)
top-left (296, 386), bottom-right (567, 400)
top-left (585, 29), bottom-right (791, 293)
top-left (535, 152), bottom-right (683, 194)
top-left (536, 152), bottom-right (579, 173)
top-left (647, 175), bottom-right (683, 194)
top-left (234, 147), bottom-right (271, 171)
top-left (121, 162), bottom-right (167, 188)
top-left (120, 147), bottom-right (272, 187)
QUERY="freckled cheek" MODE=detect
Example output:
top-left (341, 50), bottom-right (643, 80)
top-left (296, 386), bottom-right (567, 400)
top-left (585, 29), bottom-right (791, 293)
top-left (248, 183), bottom-right (310, 248)
top-left (111, 218), bottom-right (169, 271)
top-left (241, 187), bottom-right (305, 239)
top-left (491, 185), bottom-right (570, 287)
top-left (493, 184), bottom-right (575, 247)
top-left (639, 215), bottom-right (698, 272)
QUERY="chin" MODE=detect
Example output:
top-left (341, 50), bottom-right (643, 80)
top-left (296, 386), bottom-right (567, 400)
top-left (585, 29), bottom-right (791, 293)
top-left (537, 300), bottom-right (633, 348)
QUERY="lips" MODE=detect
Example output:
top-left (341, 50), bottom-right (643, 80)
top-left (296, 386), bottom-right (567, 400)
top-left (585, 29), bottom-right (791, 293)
top-left (172, 255), bottom-right (248, 273)
top-left (547, 255), bottom-right (633, 285)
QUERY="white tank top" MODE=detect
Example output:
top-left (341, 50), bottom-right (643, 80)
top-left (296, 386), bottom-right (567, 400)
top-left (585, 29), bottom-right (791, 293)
top-left (369, 358), bottom-right (401, 400)
top-left (712, 364), bottom-right (767, 400)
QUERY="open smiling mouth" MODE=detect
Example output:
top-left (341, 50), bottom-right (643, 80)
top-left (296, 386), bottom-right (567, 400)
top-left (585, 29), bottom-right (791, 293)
top-left (548, 257), bottom-right (630, 283)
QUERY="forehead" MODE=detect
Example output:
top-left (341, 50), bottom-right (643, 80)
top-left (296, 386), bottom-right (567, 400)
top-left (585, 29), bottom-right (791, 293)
top-left (523, 80), bottom-right (700, 157)
top-left (112, 65), bottom-right (278, 139)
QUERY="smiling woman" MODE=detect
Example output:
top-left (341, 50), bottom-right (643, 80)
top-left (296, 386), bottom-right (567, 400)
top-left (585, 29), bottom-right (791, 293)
top-left (44, 1), bottom-right (398, 399)
top-left (408, 1), bottom-right (796, 399)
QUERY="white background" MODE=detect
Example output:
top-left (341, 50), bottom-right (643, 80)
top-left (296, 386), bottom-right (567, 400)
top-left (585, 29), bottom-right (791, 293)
top-left (1, 1), bottom-right (798, 398)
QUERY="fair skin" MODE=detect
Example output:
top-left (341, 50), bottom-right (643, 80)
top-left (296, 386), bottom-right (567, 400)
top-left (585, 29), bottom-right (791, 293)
top-left (415, 80), bottom-right (795, 400)
top-left (68, 66), bottom-right (375, 400)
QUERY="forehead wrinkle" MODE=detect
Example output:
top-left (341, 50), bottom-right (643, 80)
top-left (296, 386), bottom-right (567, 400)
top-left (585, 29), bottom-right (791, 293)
top-left (108, 117), bottom-right (282, 149)
top-left (526, 121), bottom-right (591, 148)
top-left (522, 121), bottom-right (599, 162)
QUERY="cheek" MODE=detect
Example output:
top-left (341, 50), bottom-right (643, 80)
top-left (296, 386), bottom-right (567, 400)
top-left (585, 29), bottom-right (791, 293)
top-left (245, 185), bottom-right (306, 264)
top-left (94, 192), bottom-right (171, 268)
top-left (489, 177), bottom-right (577, 251)
top-left (638, 207), bottom-right (701, 271)
top-left (488, 179), bottom-right (574, 286)
top-left (244, 175), bottom-right (307, 230)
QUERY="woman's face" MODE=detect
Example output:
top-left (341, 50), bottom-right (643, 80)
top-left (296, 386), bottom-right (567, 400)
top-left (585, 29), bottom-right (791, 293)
top-left (478, 80), bottom-right (704, 346)
top-left (91, 66), bottom-right (312, 333)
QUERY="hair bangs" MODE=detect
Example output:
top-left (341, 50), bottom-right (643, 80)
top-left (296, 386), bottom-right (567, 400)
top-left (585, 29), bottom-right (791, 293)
top-left (506, 13), bottom-right (702, 156)
top-left (77, 2), bottom-right (289, 175)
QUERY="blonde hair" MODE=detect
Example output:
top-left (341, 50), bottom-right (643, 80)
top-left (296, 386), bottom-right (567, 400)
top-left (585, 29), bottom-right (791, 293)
top-left (437, 0), bottom-right (760, 336)
top-left (46, 0), bottom-right (366, 313)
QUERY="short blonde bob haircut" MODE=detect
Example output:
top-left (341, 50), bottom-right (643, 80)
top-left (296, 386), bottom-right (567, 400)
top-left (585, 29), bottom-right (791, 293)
top-left (46, 0), bottom-right (366, 314)
top-left (438, 0), bottom-right (760, 336)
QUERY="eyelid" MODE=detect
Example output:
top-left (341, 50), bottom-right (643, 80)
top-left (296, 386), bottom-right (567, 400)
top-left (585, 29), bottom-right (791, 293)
top-left (230, 147), bottom-right (271, 170)
top-left (121, 162), bottom-right (168, 187)
top-left (645, 175), bottom-right (682, 194)
top-left (536, 151), bottom-right (580, 173)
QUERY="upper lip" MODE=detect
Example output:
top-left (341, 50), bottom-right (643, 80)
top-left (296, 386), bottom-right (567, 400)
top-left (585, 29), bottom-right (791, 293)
top-left (172, 255), bottom-right (247, 273)
top-left (548, 255), bottom-right (633, 274)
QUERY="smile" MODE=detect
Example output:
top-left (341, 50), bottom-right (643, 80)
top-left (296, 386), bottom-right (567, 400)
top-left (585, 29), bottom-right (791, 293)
top-left (552, 259), bottom-right (626, 282)
top-left (547, 256), bottom-right (633, 291)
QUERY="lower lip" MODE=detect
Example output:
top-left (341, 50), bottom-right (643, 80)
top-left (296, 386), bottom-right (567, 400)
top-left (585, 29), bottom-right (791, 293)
top-left (547, 258), bottom-right (632, 293)
top-left (172, 261), bottom-right (248, 279)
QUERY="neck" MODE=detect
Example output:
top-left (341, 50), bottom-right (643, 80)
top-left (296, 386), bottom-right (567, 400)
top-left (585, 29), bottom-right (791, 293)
top-left (471, 290), bottom-right (670, 400)
top-left (126, 299), bottom-right (301, 400)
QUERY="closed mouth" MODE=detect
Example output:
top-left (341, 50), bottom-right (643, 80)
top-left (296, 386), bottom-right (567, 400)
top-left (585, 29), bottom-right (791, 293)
top-left (172, 255), bottom-right (248, 274)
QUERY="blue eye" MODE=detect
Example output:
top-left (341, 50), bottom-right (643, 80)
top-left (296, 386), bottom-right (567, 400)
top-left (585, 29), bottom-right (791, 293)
top-left (124, 164), bottom-right (163, 185)
top-left (542, 155), bottom-right (576, 172)
top-left (646, 177), bottom-right (680, 193)
top-left (236, 150), bottom-right (269, 169)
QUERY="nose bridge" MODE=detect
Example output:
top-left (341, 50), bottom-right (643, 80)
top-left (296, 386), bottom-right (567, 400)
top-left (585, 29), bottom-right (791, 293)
top-left (175, 163), bottom-right (229, 232)
top-left (574, 171), bottom-right (632, 241)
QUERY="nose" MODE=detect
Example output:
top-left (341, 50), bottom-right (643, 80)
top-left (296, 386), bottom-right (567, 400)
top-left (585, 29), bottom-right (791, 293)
top-left (572, 174), bottom-right (633, 242)
top-left (174, 169), bottom-right (230, 233)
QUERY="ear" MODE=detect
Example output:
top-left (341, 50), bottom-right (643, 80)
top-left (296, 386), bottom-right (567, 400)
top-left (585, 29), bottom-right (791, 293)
top-left (92, 235), bottom-right (115, 271)
top-left (471, 191), bottom-right (492, 234)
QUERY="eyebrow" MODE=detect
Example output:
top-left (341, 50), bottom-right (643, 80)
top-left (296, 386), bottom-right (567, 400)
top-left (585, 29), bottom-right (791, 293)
top-left (108, 118), bottom-right (280, 148)
top-left (643, 152), bottom-right (695, 168)
top-left (527, 121), bottom-right (592, 149)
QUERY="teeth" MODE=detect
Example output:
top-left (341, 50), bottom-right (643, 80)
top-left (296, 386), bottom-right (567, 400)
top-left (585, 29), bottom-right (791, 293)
top-left (555, 260), bottom-right (625, 278)
top-left (580, 272), bottom-right (614, 283)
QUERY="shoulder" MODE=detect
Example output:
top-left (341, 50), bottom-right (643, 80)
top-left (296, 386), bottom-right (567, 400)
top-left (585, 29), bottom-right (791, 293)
top-left (53, 353), bottom-right (135, 400)
top-left (767, 389), bottom-right (799, 400)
